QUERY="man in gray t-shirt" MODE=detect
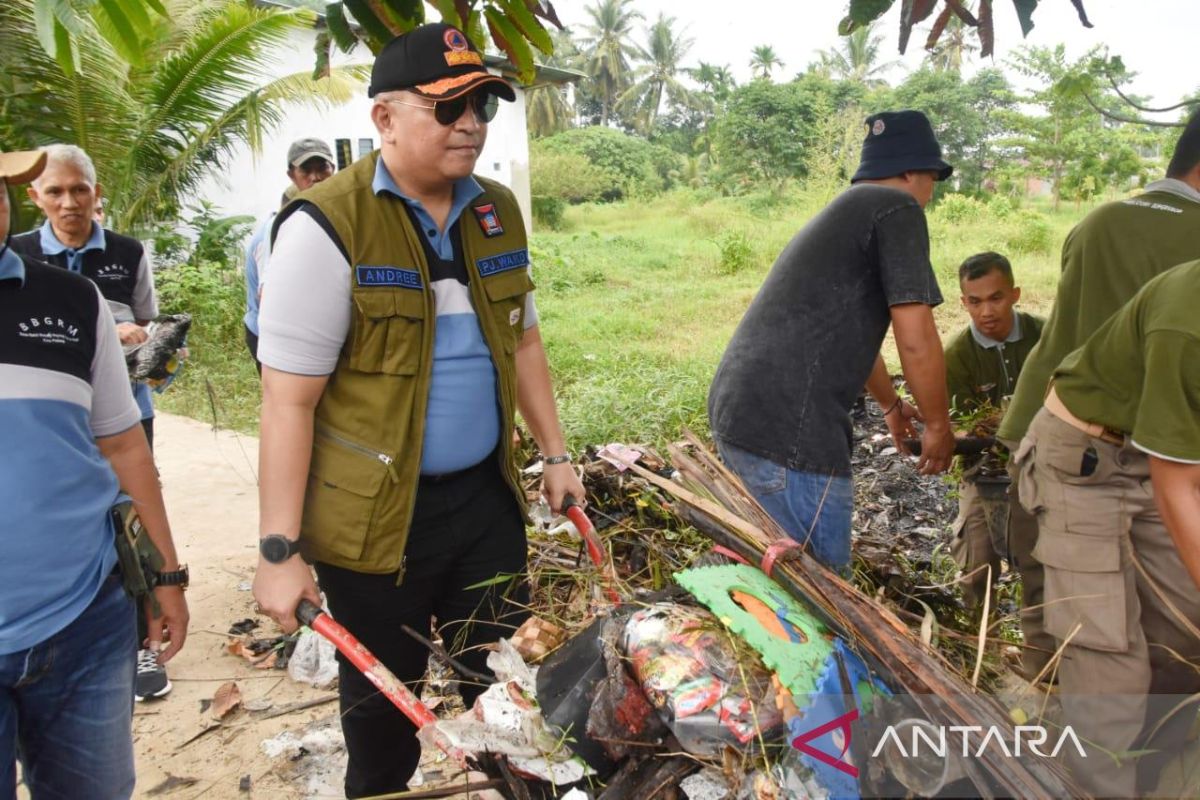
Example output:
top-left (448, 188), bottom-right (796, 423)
top-left (709, 110), bottom-right (956, 571)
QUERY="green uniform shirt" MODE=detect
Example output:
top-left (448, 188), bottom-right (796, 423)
top-left (998, 181), bottom-right (1200, 443)
top-left (1055, 259), bottom-right (1200, 464)
top-left (946, 310), bottom-right (1044, 416)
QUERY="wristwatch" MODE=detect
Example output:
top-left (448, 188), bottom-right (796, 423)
top-left (260, 534), bottom-right (302, 564)
top-left (155, 565), bottom-right (189, 589)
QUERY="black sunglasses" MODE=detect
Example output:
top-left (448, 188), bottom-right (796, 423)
top-left (387, 92), bottom-right (499, 126)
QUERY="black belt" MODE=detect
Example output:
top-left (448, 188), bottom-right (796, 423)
top-left (419, 456), bottom-right (490, 485)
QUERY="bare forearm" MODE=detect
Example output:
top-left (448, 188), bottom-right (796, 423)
top-left (865, 354), bottom-right (899, 408)
top-left (97, 425), bottom-right (179, 569)
top-left (259, 369), bottom-right (323, 539)
top-left (1151, 458), bottom-right (1200, 589)
top-left (515, 327), bottom-right (567, 456)
top-left (893, 314), bottom-right (950, 431)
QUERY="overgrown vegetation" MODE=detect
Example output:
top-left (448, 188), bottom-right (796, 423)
top-left (157, 186), bottom-right (1085, 446)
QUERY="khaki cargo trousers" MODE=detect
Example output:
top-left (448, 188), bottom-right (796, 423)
top-left (951, 462), bottom-right (1055, 678)
top-left (1015, 408), bottom-right (1200, 798)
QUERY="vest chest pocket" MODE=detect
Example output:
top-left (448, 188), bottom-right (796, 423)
top-left (482, 270), bottom-right (535, 353)
top-left (348, 289), bottom-right (426, 374)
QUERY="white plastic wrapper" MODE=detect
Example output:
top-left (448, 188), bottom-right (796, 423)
top-left (287, 627), bottom-right (339, 688)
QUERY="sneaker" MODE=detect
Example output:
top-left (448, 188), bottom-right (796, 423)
top-left (135, 647), bottom-right (172, 701)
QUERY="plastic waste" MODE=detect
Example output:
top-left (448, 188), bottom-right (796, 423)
top-left (287, 627), bottom-right (339, 688)
top-left (621, 603), bottom-right (785, 756)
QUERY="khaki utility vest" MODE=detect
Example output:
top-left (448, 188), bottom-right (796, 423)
top-left (274, 153), bottom-right (532, 576)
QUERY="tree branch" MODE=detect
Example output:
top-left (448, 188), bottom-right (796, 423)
top-left (1105, 71), bottom-right (1199, 115)
top-left (1080, 91), bottom-right (1187, 129)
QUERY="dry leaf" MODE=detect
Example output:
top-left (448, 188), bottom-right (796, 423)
top-left (211, 681), bottom-right (243, 720)
top-left (253, 651), bottom-right (279, 670)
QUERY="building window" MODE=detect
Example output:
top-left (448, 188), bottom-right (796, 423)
top-left (358, 138), bottom-right (374, 158)
top-left (335, 139), bottom-right (352, 170)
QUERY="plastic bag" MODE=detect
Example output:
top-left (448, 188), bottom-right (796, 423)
top-left (287, 627), bottom-right (339, 688)
top-left (621, 603), bottom-right (785, 756)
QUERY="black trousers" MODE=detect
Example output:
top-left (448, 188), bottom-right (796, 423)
top-left (244, 325), bottom-right (261, 376)
top-left (314, 458), bottom-right (530, 799)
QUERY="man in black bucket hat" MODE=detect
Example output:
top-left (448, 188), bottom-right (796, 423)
top-left (253, 21), bottom-right (583, 797)
top-left (709, 109), bottom-right (956, 574)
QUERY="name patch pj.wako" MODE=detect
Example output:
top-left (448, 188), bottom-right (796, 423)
top-left (355, 265), bottom-right (423, 289)
top-left (473, 203), bottom-right (504, 237)
top-left (475, 249), bottom-right (529, 277)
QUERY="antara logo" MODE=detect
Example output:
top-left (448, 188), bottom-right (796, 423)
top-left (19, 317), bottom-right (80, 337)
top-left (870, 723), bottom-right (1087, 760)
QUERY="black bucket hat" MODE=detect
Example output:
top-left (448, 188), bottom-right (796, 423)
top-left (851, 110), bottom-right (953, 183)
top-left (368, 22), bottom-right (516, 103)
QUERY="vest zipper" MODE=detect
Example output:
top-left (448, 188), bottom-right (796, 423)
top-left (316, 428), bottom-right (400, 483)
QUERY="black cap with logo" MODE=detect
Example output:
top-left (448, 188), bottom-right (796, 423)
top-left (368, 22), bottom-right (516, 103)
top-left (851, 110), bottom-right (953, 183)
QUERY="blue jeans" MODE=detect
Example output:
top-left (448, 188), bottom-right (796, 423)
top-left (717, 440), bottom-right (854, 571)
top-left (1, 576), bottom-right (136, 800)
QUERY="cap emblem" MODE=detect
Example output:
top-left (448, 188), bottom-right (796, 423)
top-left (872, 119), bottom-right (886, 136)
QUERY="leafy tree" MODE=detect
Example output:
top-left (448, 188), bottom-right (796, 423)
top-left (888, 66), bottom-right (1016, 193)
top-left (2, 0), bottom-right (366, 231)
top-left (749, 45), bottom-right (785, 81)
top-left (815, 21), bottom-right (895, 87)
top-left (616, 14), bottom-right (694, 136)
top-left (1006, 45), bottom-right (1157, 209)
top-left (578, 0), bottom-right (642, 126)
top-left (711, 76), bottom-right (837, 188)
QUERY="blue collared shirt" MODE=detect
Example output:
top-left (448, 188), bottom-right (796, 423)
top-left (39, 220), bottom-right (105, 272)
top-left (371, 157), bottom-right (483, 258)
top-left (0, 245), bottom-right (25, 285)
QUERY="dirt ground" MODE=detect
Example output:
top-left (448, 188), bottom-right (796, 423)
top-left (132, 412), bottom-right (352, 799)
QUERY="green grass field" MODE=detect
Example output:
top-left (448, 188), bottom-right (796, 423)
top-left (157, 185), bottom-right (1095, 447)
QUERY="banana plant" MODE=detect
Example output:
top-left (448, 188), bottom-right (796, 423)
top-left (319, 0), bottom-right (562, 82)
top-left (839, 0), bottom-right (1092, 59)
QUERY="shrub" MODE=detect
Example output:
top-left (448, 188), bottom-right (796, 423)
top-left (530, 151), bottom-right (608, 205)
top-left (535, 127), bottom-right (682, 200)
top-left (933, 194), bottom-right (986, 224)
top-left (987, 194), bottom-right (1017, 219)
top-left (1006, 210), bottom-right (1052, 254)
top-left (532, 196), bottom-right (566, 230)
top-left (715, 229), bottom-right (755, 275)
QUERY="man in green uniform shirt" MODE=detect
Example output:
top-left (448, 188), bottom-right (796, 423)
top-left (943, 252), bottom-right (1043, 616)
top-left (998, 109), bottom-right (1200, 679)
top-left (1015, 259), bottom-right (1200, 798)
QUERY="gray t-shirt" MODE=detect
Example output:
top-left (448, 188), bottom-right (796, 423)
top-left (708, 184), bottom-right (942, 476)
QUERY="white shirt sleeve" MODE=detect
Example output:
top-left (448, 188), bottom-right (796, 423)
top-left (131, 251), bottom-right (159, 321)
top-left (523, 266), bottom-right (538, 329)
top-left (89, 285), bottom-right (142, 437)
top-left (257, 210), bottom-right (352, 376)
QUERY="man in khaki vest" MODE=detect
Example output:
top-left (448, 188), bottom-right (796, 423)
top-left (1015, 259), bottom-right (1200, 798)
top-left (252, 23), bottom-right (584, 797)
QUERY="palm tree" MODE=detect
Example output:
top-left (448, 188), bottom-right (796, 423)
top-left (579, 0), bottom-right (642, 126)
top-left (0, 0), bottom-right (367, 230)
top-left (616, 14), bottom-right (694, 135)
top-left (749, 45), bottom-right (784, 81)
top-left (927, 13), bottom-right (979, 73)
top-left (527, 29), bottom-right (579, 137)
top-left (690, 62), bottom-right (736, 104)
top-left (816, 21), bottom-right (895, 87)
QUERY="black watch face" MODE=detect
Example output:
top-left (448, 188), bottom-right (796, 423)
top-left (262, 536), bottom-right (292, 563)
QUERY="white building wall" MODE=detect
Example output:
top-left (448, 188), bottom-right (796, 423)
top-left (194, 27), bottom-right (532, 233)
